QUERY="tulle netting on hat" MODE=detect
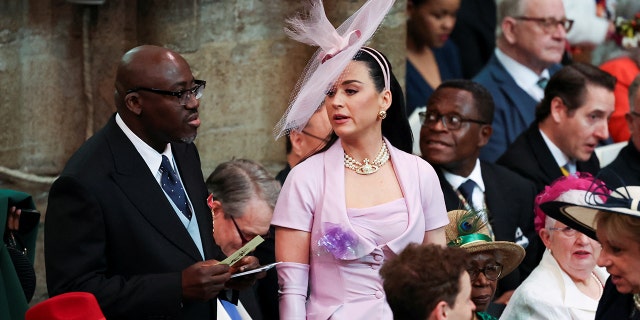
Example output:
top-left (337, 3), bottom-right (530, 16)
top-left (273, 0), bottom-right (395, 139)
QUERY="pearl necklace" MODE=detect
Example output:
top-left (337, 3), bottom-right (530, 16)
top-left (344, 141), bottom-right (389, 175)
top-left (634, 293), bottom-right (640, 311)
top-left (591, 272), bottom-right (603, 298)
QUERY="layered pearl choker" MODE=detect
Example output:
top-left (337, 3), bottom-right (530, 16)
top-left (344, 141), bottom-right (389, 175)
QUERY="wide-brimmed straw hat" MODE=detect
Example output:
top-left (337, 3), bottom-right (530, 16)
top-left (25, 292), bottom-right (105, 320)
top-left (445, 210), bottom-right (525, 280)
top-left (540, 186), bottom-right (640, 240)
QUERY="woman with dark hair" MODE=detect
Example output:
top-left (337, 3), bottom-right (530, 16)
top-left (319, 47), bottom-right (414, 155)
top-left (406, 0), bottom-right (463, 154)
top-left (271, 1), bottom-right (448, 318)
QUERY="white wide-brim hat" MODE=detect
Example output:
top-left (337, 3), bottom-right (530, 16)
top-left (540, 186), bottom-right (640, 240)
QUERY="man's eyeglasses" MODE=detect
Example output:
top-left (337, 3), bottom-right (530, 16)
top-left (548, 226), bottom-right (578, 237)
top-left (230, 215), bottom-right (271, 245)
top-left (419, 111), bottom-right (488, 131)
top-left (126, 80), bottom-right (206, 105)
top-left (514, 16), bottom-right (574, 33)
top-left (301, 130), bottom-right (331, 144)
top-left (467, 263), bottom-right (503, 281)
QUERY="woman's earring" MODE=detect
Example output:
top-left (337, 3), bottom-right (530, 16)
top-left (378, 110), bottom-right (387, 120)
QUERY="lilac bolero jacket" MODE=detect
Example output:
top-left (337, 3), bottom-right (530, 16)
top-left (272, 138), bottom-right (448, 319)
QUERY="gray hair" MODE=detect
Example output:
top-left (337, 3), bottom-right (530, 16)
top-left (496, 0), bottom-right (527, 38)
top-left (544, 215), bottom-right (557, 229)
top-left (206, 159), bottom-right (281, 218)
top-left (629, 75), bottom-right (640, 110)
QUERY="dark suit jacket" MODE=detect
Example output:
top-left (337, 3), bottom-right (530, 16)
top-left (600, 140), bottom-right (640, 190)
top-left (45, 115), bottom-right (225, 319)
top-left (497, 124), bottom-right (601, 194)
top-left (449, 0), bottom-right (496, 79)
top-left (473, 54), bottom-right (563, 162)
top-left (434, 162), bottom-right (538, 295)
top-left (596, 277), bottom-right (640, 320)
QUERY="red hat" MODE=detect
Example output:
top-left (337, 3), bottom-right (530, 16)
top-left (25, 292), bottom-right (106, 320)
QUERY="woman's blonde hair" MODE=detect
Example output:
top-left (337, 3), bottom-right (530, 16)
top-left (596, 211), bottom-right (640, 244)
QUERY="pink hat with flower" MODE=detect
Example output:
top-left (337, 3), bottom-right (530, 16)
top-left (533, 173), bottom-right (609, 233)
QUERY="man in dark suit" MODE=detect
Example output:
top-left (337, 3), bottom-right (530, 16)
top-left (498, 63), bottom-right (616, 194)
top-left (45, 45), bottom-right (260, 319)
top-left (275, 104), bottom-right (332, 185)
top-left (449, 0), bottom-right (496, 79)
top-left (601, 75), bottom-right (640, 189)
top-left (420, 80), bottom-right (538, 313)
top-left (473, 0), bottom-right (567, 162)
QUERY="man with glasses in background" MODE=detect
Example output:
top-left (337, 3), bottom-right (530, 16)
top-left (45, 45), bottom-right (262, 319)
top-left (206, 158), bottom-right (281, 320)
top-left (276, 103), bottom-right (332, 185)
top-left (600, 75), bottom-right (640, 189)
top-left (420, 80), bottom-right (538, 317)
top-left (473, 0), bottom-right (570, 162)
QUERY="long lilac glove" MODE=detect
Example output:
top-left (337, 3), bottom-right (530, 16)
top-left (277, 262), bottom-right (309, 320)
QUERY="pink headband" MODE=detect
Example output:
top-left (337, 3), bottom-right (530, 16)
top-left (360, 46), bottom-right (390, 91)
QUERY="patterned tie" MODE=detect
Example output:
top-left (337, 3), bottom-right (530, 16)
top-left (160, 155), bottom-right (191, 220)
top-left (560, 164), bottom-right (570, 176)
top-left (537, 77), bottom-right (549, 89)
top-left (458, 179), bottom-right (477, 209)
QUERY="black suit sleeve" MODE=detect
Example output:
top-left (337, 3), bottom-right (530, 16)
top-left (45, 176), bottom-right (184, 318)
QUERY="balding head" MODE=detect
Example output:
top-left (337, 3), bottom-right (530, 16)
top-left (112, 45), bottom-right (202, 152)
top-left (114, 45), bottom-right (190, 111)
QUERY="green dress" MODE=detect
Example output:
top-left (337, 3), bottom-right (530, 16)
top-left (0, 189), bottom-right (38, 320)
top-left (477, 311), bottom-right (498, 320)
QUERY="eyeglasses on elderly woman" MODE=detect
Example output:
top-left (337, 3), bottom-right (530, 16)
top-left (467, 263), bottom-right (503, 282)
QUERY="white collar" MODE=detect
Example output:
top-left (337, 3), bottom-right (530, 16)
top-left (442, 159), bottom-right (485, 192)
top-left (495, 48), bottom-right (549, 101)
top-left (115, 113), bottom-right (173, 176)
top-left (539, 128), bottom-right (573, 169)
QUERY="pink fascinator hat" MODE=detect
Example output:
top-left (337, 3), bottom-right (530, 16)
top-left (533, 173), bottom-right (609, 233)
top-left (273, 0), bottom-right (395, 139)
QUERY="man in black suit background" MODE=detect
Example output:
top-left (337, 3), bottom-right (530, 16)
top-left (497, 63), bottom-right (616, 193)
top-left (601, 75), bottom-right (640, 189)
top-left (420, 79), bottom-right (538, 313)
top-left (45, 45), bottom-right (260, 319)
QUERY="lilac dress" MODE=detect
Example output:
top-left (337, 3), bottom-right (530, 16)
top-left (272, 138), bottom-right (448, 319)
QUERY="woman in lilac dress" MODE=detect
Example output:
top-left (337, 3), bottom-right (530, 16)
top-left (271, 1), bottom-right (449, 319)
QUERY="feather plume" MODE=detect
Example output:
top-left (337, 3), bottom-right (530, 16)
top-left (456, 209), bottom-right (489, 236)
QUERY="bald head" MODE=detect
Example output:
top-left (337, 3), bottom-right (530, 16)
top-left (112, 45), bottom-right (202, 152)
top-left (114, 45), bottom-right (190, 111)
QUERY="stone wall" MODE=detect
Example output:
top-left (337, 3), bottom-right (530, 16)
top-left (0, 0), bottom-right (407, 305)
top-left (0, 0), bottom-right (406, 179)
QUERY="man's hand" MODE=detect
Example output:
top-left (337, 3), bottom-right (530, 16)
top-left (181, 260), bottom-right (230, 301)
top-left (226, 256), bottom-right (265, 290)
top-left (7, 206), bottom-right (20, 231)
